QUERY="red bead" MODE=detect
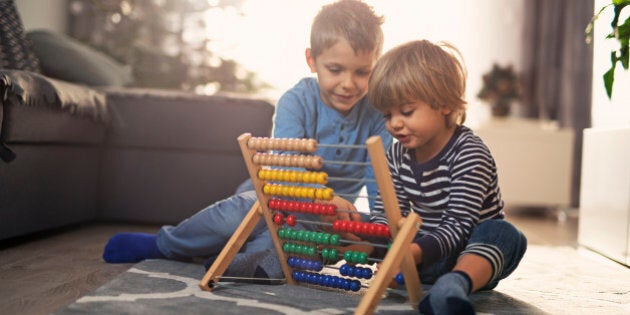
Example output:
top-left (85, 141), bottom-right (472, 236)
top-left (313, 203), bottom-right (322, 215)
top-left (286, 215), bottom-right (297, 226)
top-left (273, 213), bottom-right (284, 225)
top-left (267, 199), bottom-right (276, 209)
top-left (290, 201), bottom-right (299, 212)
top-left (339, 220), bottom-right (349, 232)
top-left (279, 200), bottom-right (289, 211)
top-left (375, 224), bottom-right (387, 237)
top-left (365, 223), bottom-right (378, 236)
top-left (383, 226), bottom-right (391, 238)
top-left (332, 220), bottom-right (342, 231)
top-left (325, 205), bottom-right (336, 215)
top-left (360, 222), bottom-right (370, 235)
top-left (304, 202), bottom-right (314, 214)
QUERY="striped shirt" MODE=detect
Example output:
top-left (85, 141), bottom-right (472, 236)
top-left (370, 125), bottom-right (505, 267)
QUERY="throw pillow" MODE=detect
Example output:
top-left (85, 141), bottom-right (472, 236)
top-left (26, 30), bottom-right (134, 87)
top-left (0, 0), bottom-right (41, 72)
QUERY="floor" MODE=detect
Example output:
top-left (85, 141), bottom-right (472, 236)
top-left (0, 207), bottom-right (581, 315)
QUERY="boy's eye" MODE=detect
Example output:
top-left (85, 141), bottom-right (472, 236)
top-left (383, 112), bottom-right (391, 120)
top-left (327, 67), bottom-right (341, 73)
top-left (356, 69), bottom-right (371, 76)
top-left (401, 109), bottom-right (414, 116)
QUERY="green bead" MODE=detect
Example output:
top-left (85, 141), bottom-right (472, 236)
top-left (282, 242), bottom-right (290, 252)
top-left (309, 232), bottom-right (318, 243)
top-left (321, 248), bottom-right (330, 259)
top-left (321, 233), bottom-right (330, 245)
top-left (330, 248), bottom-right (339, 260)
top-left (330, 234), bottom-right (340, 246)
top-left (358, 252), bottom-right (368, 264)
top-left (289, 230), bottom-right (298, 240)
top-left (297, 230), bottom-right (305, 241)
top-left (278, 228), bottom-right (286, 239)
top-left (307, 246), bottom-right (316, 256)
top-left (344, 251), bottom-right (353, 262)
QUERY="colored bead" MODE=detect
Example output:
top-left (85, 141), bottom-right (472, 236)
top-left (286, 215), bottom-right (297, 226)
top-left (329, 234), bottom-right (340, 246)
top-left (273, 213), bottom-right (284, 225)
top-left (395, 272), bottom-right (405, 285)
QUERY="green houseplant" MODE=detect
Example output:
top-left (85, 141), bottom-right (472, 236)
top-left (586, 0), bottom-right (630, 99)
top-left (477, 63), bottom-right (521, 117)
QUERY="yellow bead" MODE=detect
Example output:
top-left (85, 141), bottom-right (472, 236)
top-left (317, 172), bottom-right (328, 185)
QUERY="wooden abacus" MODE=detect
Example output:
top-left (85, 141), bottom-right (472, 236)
top-left (199, 133), bottom-right (423, 314)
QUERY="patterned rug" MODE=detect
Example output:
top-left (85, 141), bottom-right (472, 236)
top-left (56, 245), bottom-right (630, 314)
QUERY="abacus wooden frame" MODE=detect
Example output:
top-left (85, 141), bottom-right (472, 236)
top-left (199, 133), bottom-right (423, 315)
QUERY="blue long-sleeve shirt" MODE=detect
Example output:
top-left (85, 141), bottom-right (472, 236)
top-left (272, 77), bottom-right (392, 210)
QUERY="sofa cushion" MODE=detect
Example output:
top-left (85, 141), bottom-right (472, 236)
top-left (26, 30), bottom-right (134, 87)
top-left (0, 70), bottom-right (108, 144)
top-left (0, 0), bottom-right (40, 72)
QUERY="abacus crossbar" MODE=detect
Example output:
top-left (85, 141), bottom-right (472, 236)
top-left (199, 133), bottom-right (423, 315)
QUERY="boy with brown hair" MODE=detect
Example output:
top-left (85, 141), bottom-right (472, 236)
top-left (103, 0), bottom-right (392, 280)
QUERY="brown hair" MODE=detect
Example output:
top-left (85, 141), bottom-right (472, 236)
top-left (368, 40), bottom-right (467, 126)
top-left (310, 0), bottom-right (384, 59)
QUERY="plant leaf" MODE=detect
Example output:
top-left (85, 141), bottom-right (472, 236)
top-left (603, 67), bottom-right (616, 99)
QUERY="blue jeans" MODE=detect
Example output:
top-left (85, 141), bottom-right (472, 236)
top-left (156, 180), bottom-right (271, 260)
top-left (156, 180), bottom-right (319, 260)
top-left (418, 219), bottom-right (527, 290)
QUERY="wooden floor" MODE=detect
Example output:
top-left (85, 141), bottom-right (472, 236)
top-left (0, 207), bottom-right (578, 315)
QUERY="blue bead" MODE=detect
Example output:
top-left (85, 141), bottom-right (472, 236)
top-left (350, 280), bottom-right (361, 292)
top-left (314, 261), bottom-right (323, 271)
top-left (339, 264), bottom-right (349, 276)
top-left (395, 272), bottom-right (405, 285)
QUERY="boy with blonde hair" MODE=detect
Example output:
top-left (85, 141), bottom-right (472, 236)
top-left (368, 40), bottom-right (527, 314)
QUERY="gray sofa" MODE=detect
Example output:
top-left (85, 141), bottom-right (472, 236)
top-left (0, 70), bottom-right (274, 241)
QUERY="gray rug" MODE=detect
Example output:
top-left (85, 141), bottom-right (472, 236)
top-left (56, 245), bottom-right (630, 314)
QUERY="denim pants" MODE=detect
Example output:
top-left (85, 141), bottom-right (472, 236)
top-left (418, 219), bottom-right (527, 290)
top-left (156, 179), bottom-right (317, 260)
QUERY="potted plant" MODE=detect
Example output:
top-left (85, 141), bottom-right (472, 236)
top-left (477, 63), bottom-right (521, 117)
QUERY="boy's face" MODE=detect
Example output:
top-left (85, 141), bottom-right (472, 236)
top-left (306, 39), bottom-right (377, 115)
top-left (382, 101), bottom-right (454, 163)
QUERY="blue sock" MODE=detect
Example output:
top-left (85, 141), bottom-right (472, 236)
top-left (418, 271), bottom-right (475, 315)
top-left (102, 232), bottom-right (165, 263)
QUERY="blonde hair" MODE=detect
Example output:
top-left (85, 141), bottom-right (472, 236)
top-left (368, 40), bottom-right (467, 127)
top-left (310, 0), bottom-right (384, 59)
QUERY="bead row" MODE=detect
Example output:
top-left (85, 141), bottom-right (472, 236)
top-left (331, 220), bottom-right (391, 238)
top-left (252, 153), bottom-right (323, 169)
top-left (258, 169), bottom-right (328, 185)
top-left (339, 263), bottom-right (373, 280)
top-left (262, 184), bottom-right (334, 200)
top-left (248, 137), bottom-right (318, 153)
top-left (292, 271), bottom-right (361, 292)
top-left (287, 256), bottom-right (324, 272)
top-left (277, 227), bottom-right (342, 246)
top-left (268, 199), bottom-right (337, 216)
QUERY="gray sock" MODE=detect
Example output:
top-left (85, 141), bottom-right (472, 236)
top-left (418, 271), bottom-right (475, 315)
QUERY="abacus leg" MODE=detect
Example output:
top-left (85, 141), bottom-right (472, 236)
top-left (199, 201), bottom-right (264, 291)
top-left (355, 214), bottom-right (422, 315)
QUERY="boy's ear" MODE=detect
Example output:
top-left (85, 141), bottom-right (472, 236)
top-left (305, 48), bottom-right (316, 73)
top-left (441, 107), bottom-right (453, 116)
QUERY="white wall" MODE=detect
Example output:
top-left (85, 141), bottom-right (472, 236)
top-left (591, 0), bottom-right (630, 128)
top-left (15, 0), bottom-right (68, 32)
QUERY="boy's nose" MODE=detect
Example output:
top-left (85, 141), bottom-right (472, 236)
top-left (340, 73), bottom-right (356, 89)
top-left (390, 116), bottom-right (403, 129)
